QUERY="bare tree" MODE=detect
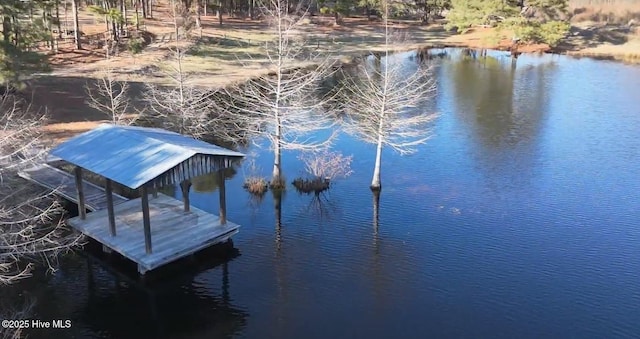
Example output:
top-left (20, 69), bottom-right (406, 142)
top-left (0, 94), bottom-right (83, 285)
top-left (85, 69), bottom-right (134, 125)
top-left (141, 0), bottom-right (243, 143)
top-left (71, 0), bottom-right (81, 49)
top-left (339, 0), bottom-right (439, 191)
top-left (223, 0), bottom-right (339, 187)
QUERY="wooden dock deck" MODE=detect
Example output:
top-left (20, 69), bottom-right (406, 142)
top-left (18, 164), bottom-right (128, 211)
top-left (67, 193), bottom-right (240, 274)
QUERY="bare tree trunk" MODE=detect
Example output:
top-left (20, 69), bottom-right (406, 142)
top-left (12, 15), bottom-right (19, 47)
top-left (112, 20), bottom-right (118, 41)
top-left (64, 1), bottom-right (69, 36)
top-left (2, 16), bottom-right (10, 44)
top-left (55, 0), bottom-right (62, 38)
top-left (272, 121), bottom-right (282, 181)
top-left (135, 0), bottom-right (140, 29)
top-left (72, 0), bottom-right (81, 49)
top-left (141, 0), bottom-right (147, 18)
top-left (249, 0), bottom-right (254, 20)
top-left (122, 0), bottom-right (128, 33)
top-left (195, 0), bottom-right (202, 30)
top-left (172, 0), bottom-right (185, 119)
top-left (148, 0), bottom-right (153, 18)
top-left (102, 0), bottom-right (110, 33)
top-left (371, 136), bottom-right (383, 190)
top-left (217, 0), bottom-right (222, 26)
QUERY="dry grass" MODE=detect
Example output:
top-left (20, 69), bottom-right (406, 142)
top-left (243, 176), bottom-right (268, 196)
top-left (570, 0), bottom-right (640, 24)
top-left (567, 38), bottom-right (640, 62)
top-left (45, 9), bottom-right (455, 86)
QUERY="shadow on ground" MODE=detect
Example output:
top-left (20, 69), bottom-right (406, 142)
top-left (558, 24), bottom-right (631, 51)
top-left (25, 76), bottom-right (148, 124)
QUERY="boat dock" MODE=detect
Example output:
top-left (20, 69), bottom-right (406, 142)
top-left (68, 193), bottom-right (240, 274)
top-left (19, 124), bottom-right (245, 274)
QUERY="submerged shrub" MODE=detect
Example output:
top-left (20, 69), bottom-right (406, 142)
top-left (292, 177), bottom-right (331, 194)
top-left (299, 151), bottom-right (353, 181)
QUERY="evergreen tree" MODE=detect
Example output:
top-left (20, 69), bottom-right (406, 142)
top-left (446, 0), bottom-right (569, 46)
top-left (0, 1), bottom-right (50, 88)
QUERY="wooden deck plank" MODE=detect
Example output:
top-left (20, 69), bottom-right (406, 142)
top-left (18, 164), bottom-right (128, 211)
top-left (67, 193), bottom-right (240, 273)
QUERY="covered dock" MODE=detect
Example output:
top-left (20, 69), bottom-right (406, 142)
top-left (42, 124), bottom-right (245, 274)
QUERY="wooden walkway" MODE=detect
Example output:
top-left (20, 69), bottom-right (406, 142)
top-left (18, 164), bottom-right (128, 211)
top-left (67, 193), bottom-right (240, 274)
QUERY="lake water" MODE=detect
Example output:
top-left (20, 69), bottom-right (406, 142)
top-left (2, 49), bottom-right (640, 338)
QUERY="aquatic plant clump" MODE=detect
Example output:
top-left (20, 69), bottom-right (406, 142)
top-left (292, 177), bottom-right (331, 194)
top-left (243, 177), bottom-right (269, 196)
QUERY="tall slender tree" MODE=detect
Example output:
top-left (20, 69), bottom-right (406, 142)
top-left (223, 0), bottom-right (338, 187)
top-left (71, 0), bottom-right (81, 49)
top-left (339, 0), bottom-right (438, 191)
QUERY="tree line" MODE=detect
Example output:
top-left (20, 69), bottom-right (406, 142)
top-left (0, 0), bottom-right (573, 86)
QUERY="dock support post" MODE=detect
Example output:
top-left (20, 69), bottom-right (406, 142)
top-left (74, 166), bottom-right (86, 219)
top-left (106, 179), bottom-right (116, 236)
top-left (141, 185), bottom-right (152, 254)
top-left (180, 180), bottom-right (191, 212)
top-left (152, 183), bottom-right (158, 198)
top-left (218, 170), bottom-right (226, 225)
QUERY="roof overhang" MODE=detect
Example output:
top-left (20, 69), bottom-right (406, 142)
top-left (50, 124), bottom-right (245, 189)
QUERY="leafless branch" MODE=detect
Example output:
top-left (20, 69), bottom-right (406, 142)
top-left (0, 93), bottom-right (84, 285)
top-left (220, 0), bottom-right (340, 181)
top-left (338, 2), bottom-right (439, 189)
top-left (0, 296), bottom-right (34, 339)
top-left (139, 1), bottom-right (248, 146)
top-left (85, 68), bottom-right (135, 125)
top-left (299, 150), bottom-right (353, 180)
top-left (341, 50), bottom-right (438, 154)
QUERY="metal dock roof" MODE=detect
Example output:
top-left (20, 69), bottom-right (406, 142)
top-left (50, 124), bottom-right (245, 189)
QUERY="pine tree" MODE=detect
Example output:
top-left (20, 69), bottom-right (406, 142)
top-left (0, 1), bottom-right (50, 88)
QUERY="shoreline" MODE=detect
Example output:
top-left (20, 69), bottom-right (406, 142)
top-left (30, 20), bottom-right (639, 141)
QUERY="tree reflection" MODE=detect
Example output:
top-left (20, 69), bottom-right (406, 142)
top-left (444, 49), bottom-right (556, 191)
top-left (299, 190), bottom-right (338, 222)
top-left (191, 167), bottom-right (237, 193)
top-left (372, 190), bottom-right (381, 238)
top-left (273, 188), bottom-right (284, 251)
top-left (78, 248), bottom-right (247, 339)
top-left (448, 50), bottom-right (552, 151)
